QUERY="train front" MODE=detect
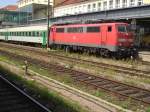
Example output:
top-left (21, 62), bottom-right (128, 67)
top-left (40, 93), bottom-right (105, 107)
top-left (117, 24), bottom-right (138, 58)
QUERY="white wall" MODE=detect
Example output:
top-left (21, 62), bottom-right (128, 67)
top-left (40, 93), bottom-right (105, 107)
top-left (18, 0), bottom-right (53, 8)
top-left (54, 0), bottom-right (144, 17)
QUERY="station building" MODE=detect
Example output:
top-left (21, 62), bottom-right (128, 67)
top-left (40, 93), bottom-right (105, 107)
top-left (54, 0), bottom-right (150, 17)
top-left (17, 0), bottom-right (53, 20)
top-left (0, 6), bottom-right (31, 28)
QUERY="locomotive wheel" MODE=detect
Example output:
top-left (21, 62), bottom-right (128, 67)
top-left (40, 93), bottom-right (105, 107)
top-left (65, 46), bottom-right (71, 52)
top-left (100, 49), bottom-right (110, 58)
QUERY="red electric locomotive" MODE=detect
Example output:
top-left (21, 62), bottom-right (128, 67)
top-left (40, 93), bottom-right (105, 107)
top-left (50, 22), bottom-right (138, 58)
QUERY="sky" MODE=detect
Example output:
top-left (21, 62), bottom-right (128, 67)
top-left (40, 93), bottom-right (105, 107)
top-left (0, 0), bottom-right (18, 7)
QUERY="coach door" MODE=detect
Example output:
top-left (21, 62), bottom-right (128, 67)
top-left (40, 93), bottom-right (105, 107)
top-left (42, 31), bottom-right (47, 46)
top-left (5, 32), bottom-right (8, 41)
top-left (101, 26), bottom-right (107, 46)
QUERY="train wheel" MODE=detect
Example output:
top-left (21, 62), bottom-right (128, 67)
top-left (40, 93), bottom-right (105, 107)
top-left (113, 52), bottom-right (122, 60)
top-left (65, 46), bottom-right (71, 52)
top-left (100, 49), bottom-right (110, 58)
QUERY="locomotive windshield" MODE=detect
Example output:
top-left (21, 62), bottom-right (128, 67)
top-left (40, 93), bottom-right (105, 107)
top-left (118, 25), bottom-right (131, 33)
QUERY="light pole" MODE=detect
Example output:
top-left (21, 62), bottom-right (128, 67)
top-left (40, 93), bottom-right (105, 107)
top-left (47, 0), bottom-right (50, 48)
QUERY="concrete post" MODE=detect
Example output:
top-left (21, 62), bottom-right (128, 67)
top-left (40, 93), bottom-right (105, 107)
top-left (24, 60), bottom-right (28, 76)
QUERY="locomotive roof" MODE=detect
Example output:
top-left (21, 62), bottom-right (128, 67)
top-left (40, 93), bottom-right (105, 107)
top-left (52, 22), bottom-right (128, 27)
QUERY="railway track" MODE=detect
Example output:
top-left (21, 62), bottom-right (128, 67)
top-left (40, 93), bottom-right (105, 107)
top-left (0, 72), bottom-right (51, 112)
top-left (0, 42), bottom-right (150, 78)
top-left (1, 50), bottom-right (150, 106)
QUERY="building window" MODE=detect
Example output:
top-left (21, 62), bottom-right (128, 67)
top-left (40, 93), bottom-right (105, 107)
top-left (103, 1), bottom-right (107, 10)
top-left (98, 2), bottom-right (101, 11)
top-left (122, 0), bottom-right (127, 7)
top-left (109, 0), bottom-right (113, 9)
top-left (116, 0), bottom-right (120, 8)
top-left (138, 0), bottom-right (143, 6)
top-left (92, 3), bottom-right (96, 11)
top-left (75, 7), bottom-right (77, 14)
top-left (83, 5), bottom-right (87, 13)
top-left (70, 8), bottom-right (73, 14)
top-left (88, 4), bottom-right (91, 12)
top-left (65, 8), bottom-right (68, 15)
top-left (130, 0), bottom-right (135, 6)
top-left (79, 6), bottom-right (82, 13)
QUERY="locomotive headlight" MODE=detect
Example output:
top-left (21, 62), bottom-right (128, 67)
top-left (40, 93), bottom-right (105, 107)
top-left (118, 38), bottom-right (127, 42)
top-left (131, 43), bottom-right (134, 46)
top-left (128, 39), bottom-right (133, 42)
top-left (119, 43), bottom-right (123, 46)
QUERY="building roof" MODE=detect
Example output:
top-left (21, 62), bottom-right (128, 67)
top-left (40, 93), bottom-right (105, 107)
top-left (55, 0), bottom-right (90, 7)
top-left (0, 5), bottom-right (18, 11)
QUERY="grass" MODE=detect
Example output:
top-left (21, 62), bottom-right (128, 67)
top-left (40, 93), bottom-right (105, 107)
top-left (93, 90), bottom-right (106, 97)
top-left (146, 107), bottom-right (150, 112)
top-left (0, 56), bottom-right (8, 61)
top-left (120, 98), bottom-right (131, 109)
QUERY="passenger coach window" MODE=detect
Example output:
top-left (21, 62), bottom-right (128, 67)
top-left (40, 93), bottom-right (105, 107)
top-left (37, 32), bottom-right (39, 36)
top-left (108, 26), bottom-right (112, 32)
top-left (87, 26), bottom-right (100, 32)
top-left (29, 32), bottom-right (31, 36)
top-left (26, 32), bottom-right (28, 36)
top-left (56, 28), bottom-right (64, 33)
top-left (32, 32), bottom-right (35, 36)
top-left (39, 32), bottom-right (42, 36)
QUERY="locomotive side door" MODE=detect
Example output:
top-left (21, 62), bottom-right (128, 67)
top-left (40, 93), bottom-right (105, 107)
top-left (101, 25), bottom-right (107, 46)
top-left (50, 27), bottom-right (56, 43)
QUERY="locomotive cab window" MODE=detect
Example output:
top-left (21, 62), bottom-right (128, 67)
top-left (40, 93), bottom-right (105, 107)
top-left (108, 26), bottom-right (112, 32)
top-left (118, 25), bottom-right (127, 32)
top-left (87, 26), bottom-right (100, 32)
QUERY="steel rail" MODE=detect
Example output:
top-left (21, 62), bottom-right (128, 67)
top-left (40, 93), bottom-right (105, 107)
top-left (0, 42), bottom-right (149, 78)
top-left (0, 72), bottom-right (52, 112)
